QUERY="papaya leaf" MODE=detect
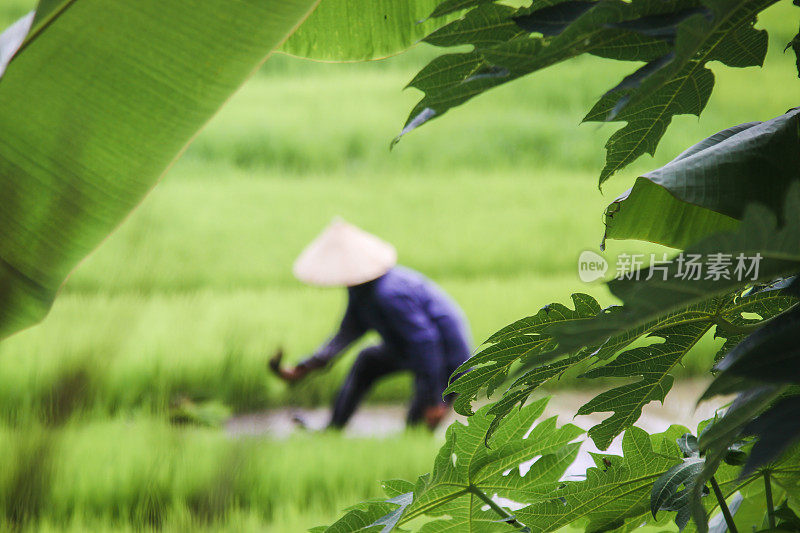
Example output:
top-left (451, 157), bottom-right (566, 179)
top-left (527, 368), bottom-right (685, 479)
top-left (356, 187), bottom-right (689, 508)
top-left (513, 427), bottom-right (683, 532)
top-left (323, 405), bottom-right (723, 532)
top-left (603, 109), bottom-right (800, 249)
top-left (651, 456), bottom-right (705, 530)
top-left (0, 0), bottom-right (320, 340)
top-left (446, 293), bottom-right (602, 416)
top-left (428, 0), bottom-right (502, 19)
top-left (514, 1), bottom-right (598, 36)
top-left (319, 481), bottom-right (415, 533)
top-left (452, 286), bottom-right (794, 450)
top-left (397, 0), bottom-right (779, 184)
top-left (589, 0), bottom-right (775, 182)
top-left (394, 0), bottom-right (675, 147)
top-left (424, 4), bottom-right (527, 48)
top-left (344, 398), bottom-right (585, 532)
top-left (577, 321), bottom-right (713, 450)
top-left (702, 306), bottom-right (800, 399)
top-left (320, 502), bottom-right (392, 533)
top-left (400, 398), bottom-right (584, 528)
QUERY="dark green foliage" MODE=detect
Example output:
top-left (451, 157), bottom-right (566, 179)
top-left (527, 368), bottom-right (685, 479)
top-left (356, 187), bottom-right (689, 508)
top-left (447, 286), bottom-right (796, 450)
top-left (318, 400), bottom-right (690, 532)
top-left (445, 293), bottom-right (600, 418)
top-left (330, 0), bottom-right (800, 530)
top-left (395, 0), bottom-right (781, 185)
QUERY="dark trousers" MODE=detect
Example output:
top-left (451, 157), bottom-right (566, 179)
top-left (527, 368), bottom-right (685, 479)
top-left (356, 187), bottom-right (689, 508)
top-left (329, 344), bottom-right (456, 428)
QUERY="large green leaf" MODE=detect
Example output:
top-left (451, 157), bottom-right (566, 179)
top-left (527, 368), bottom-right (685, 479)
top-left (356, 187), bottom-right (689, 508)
top-left (0, 0), bottom-right (319, 340)
top-left (603, 109), bottom-right (800, 249)
top-left (394, 0), bottom-right (674, 146)
top-left (280, 0), bottom-right (452, 61)
top-left (552, 185), bottom-right (800, 353)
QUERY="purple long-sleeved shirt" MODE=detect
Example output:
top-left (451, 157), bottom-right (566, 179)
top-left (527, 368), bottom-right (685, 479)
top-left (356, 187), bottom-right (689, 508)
top-left (299, 266), bottom-right (472, 402)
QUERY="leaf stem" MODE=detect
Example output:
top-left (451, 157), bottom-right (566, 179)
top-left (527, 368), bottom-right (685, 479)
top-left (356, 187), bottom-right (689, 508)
top-left (764, 470), bottom-right (775, 529)
top-left (710, 476), bottom-right (738, 533)
top-left (467, 485), bottom-right (530, 532)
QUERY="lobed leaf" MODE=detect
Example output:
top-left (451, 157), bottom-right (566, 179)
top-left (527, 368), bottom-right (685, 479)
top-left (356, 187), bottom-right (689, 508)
top-left (650, 456), bottom-right (705, 530)
top-left (453, 284), bottom-right (794, 450)
top-left (590, 0), bottom-right (776, 183)
top-left (514, 426), bottom-right (683, 532)
top-left (401, 398), bottom-right (584, 528)
top-left (446, 293), bottom-right (601, 416)
top-left (577, 321), bottom-right (713, 450)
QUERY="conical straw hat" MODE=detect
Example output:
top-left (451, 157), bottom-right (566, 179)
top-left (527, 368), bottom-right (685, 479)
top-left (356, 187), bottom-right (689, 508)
top-left (293, 218), bottom-right (397, 287)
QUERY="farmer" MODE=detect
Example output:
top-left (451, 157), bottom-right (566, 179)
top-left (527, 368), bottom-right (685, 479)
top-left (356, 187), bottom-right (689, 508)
top-left (270, 218), bottom-right (472, 430)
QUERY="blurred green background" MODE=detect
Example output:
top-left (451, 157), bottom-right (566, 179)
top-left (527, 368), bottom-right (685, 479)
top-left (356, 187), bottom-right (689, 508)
top-left (0, 0), bottom-right (798, 530)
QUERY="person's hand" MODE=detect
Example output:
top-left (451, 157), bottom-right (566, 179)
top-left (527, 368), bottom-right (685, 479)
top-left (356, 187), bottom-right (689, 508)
top-left (279, 365), bottom-right (309, 383)
top-left (268, 348), bottom-right (310, 383)
top-left (423, 403), bottom-right (450, 430)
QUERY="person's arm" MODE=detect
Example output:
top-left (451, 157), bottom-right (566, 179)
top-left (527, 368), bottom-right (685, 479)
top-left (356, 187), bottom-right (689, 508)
top-left (296, 299), bottom-right (366, 372)
top-left (379, 294), bottom-right (447, 408)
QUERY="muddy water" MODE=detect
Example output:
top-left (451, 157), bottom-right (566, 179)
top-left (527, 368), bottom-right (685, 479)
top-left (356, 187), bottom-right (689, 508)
top-left (225, 380), bottom-right (730, 478)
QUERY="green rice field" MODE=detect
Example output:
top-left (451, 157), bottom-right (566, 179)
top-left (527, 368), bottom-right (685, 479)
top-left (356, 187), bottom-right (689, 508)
top-left (0, 1), bottom-right (798, 530)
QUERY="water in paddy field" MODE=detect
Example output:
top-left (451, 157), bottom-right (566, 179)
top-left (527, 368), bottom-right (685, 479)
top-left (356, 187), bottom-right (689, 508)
top-left (227, 380), bottom-right (729, 480)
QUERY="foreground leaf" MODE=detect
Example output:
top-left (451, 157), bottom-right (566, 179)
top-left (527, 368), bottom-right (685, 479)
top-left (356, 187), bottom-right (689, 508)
top-left (514, 426), bottom-right (682, 532)
top-left (318, 398), bottom-right (585, 532)
top-left (577, 322), bottom-right (712, 450)
top-left (651, 456), bottom-right (705, 530)
top-left (0, 0), bottom-right (319, 339)
top-left (446, 293), bottom-right (601, 417)
top-left (603, 109), bottom-right (800, 249)
top-left (401, 398), bottom-right (583, 530)
top-left (587, 0), bottom-right (776, 183)
top-left (281, 0), bottom-right (453, 61)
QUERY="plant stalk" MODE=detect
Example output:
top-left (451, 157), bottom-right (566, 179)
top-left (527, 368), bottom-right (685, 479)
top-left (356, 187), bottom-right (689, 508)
top-left (710, 476), bottom-right (739, 533)
top-left (467, 485), bottom-right (530, 532)
top-left (764, 470), bottom-right (775, 529)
